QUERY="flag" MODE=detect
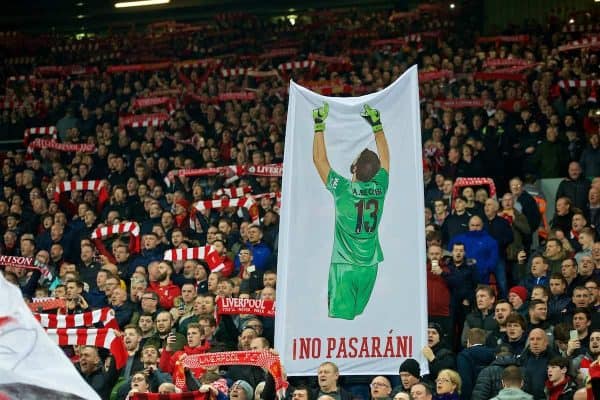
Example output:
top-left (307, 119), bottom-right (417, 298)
top-left (275, 66), bottom-right (427, 375)
top-left (0, 273), bottom-right (101, 399)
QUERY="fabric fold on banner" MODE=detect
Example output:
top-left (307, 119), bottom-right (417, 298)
top-left (0, 273), bottom-right (101, 399)
top-left (275, 66), bottom-right (427, 376)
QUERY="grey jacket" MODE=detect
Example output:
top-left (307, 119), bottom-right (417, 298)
top-left (491, 387), bottom-right (534, 400)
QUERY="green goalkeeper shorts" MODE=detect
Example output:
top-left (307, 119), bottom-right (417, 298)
top-left (328, 262), bottom-right (378, 320)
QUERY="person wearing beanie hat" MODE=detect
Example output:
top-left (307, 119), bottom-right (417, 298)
top-left (231, 380), bottom-right (254, 400)
top-left (391, 358), bottom-right (421, 396)
top-left (421, 323), bottom-right (456, 385)
top-left (508, 285), bottom-right (528, 317)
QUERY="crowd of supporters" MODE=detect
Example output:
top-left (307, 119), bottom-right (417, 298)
top-left (0, 1), bottom-right (599, 399)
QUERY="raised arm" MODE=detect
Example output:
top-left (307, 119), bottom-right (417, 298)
top-left (361, 104), bottom-right (389, 172)
top-left (312, 102), bottom-right (331, 184)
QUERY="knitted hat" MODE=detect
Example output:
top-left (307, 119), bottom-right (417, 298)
top-left (399, 358), bottom-right (421, 379)
top-left (509, 286), bottom-right (528, 303)
top-left (232, 380), bottom-right (253, 400)
top-left (428, 322), bottom-right (443, 337)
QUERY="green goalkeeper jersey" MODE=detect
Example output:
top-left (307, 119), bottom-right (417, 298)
top-left (326, 168), bottom-right (389, 266)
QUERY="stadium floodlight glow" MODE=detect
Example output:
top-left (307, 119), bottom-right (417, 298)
top-left (569, 18), bottom-right (575, 24)
top-left (114, 0), bottom-right (170, 8)
top-left (449, 3), bottom-right (455, 9)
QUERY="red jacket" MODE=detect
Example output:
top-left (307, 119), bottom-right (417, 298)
top-left (159, 341), bottom-right (210, 375)
top-left (149, 281), bottom-right (181, 310)
top-left (216, 255), bottom-right (234, 278)
top-left (427, 260), bottom-right (451, 317)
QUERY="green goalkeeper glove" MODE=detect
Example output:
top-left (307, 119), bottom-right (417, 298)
top-left (312, 102), bottom-right (329, 133)
top-left (361, 104), bottom-right (383, 133)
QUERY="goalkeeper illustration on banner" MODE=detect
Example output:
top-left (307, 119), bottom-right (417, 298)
top-left (312, 102), bottom-right (390, 320)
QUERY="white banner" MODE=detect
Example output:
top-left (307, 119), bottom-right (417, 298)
top-left (275, 66), bottom-right (427, 375)
top-left (0, 273), bottom-right (101, 399)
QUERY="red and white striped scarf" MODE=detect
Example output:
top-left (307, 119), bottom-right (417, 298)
top-left (418, 70), bottom-right (454, 83)
top-left (254, 191), bottom-right (282, 210)
top-left (174, 58), bottom-right (221, 69)
top-left (213, 186), bottom-right (252, 199)
top-left (45, 328), bottom-right (128, 368)
top-left (27, 139), bottom-right (96, 155)
top-left (54, 180), bottom-right (105, 203)
top-left (23, 126), bottom-right (57, 144)
top-left (131, 392), bottom-right (209, 400)
top-left (277, 60), bottom-right (315, 71)
top-left (558, 37), bottom-right (600, 52)
top-left (91, 221), bottom-right (141, 239)
top-left (34, 307), bottom-right (118, 330)
top-left (132, 96), bottom-right (177, 115)
top-left (183, 351), bottom-right (288, 396)
top-left (220, 67), bottom-right (253, 77)
top-left (308, 53), bottom-right (351, 65)
top-left (558, 79), bottom-right (600, 89)
top-left (119, 112), bottom-right (170, 128)
top-left (194, 197), bottom-right (259, 224)
top-left (28, 297), bottom-right (66, 312)
top-left (163, 246), bottom-right (223, 271)
top-left (217, 92), bottom-right (256, 102)
top-left (483, 58), bottom-right (531, 68)
top-left (91, 221), bottom-right (141, 254)
top-left (434, 99), bottom-right (486, 108)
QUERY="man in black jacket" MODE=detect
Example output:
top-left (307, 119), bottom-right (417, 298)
top-left (556, 161), bottom-right (590, 212)
top-left (520, 328), bottom-right (556, 399)
top-left (77, 346), bottom-right (120, 399)
top-left (421, 322), bottom-right (455, 384)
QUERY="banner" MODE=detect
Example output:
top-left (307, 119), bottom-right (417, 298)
top-left (275, 66), bottom-right (427, 375)
top-left (0, 273), bottom-right (101, 399)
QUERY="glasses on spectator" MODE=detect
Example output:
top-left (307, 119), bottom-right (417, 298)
top-left (246, 324), bottom-right (261, 329)
top-left (142, 296), bottom-right (157, 301)
top-left (370, 382), bottom-right (389, 388)
top-left (435, 378), bottom-right (451, 384)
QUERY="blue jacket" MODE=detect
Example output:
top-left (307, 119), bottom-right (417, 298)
top-left (483, 216), bottom-right (514, 257)
top-left (130, 247), bottom-right (163, 270)
top-left (449, 230), bottom-right (498, 284)
top-left (457, 345), bottom-right (495, 400)
top-left (234, 241), bottom-right (273, 272)
top-left (519, 273), bottom-right (549, 294)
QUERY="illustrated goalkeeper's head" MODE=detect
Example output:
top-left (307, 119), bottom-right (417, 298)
top-left (351, 149), bottom-right (381, 182)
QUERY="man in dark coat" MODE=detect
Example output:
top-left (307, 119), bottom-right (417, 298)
top-left (556, 161), bottom-right (591, 212)
top-left (457, 328), bottom-right (495, 400)
top-left (520, 328), bottom-right (557, 399)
